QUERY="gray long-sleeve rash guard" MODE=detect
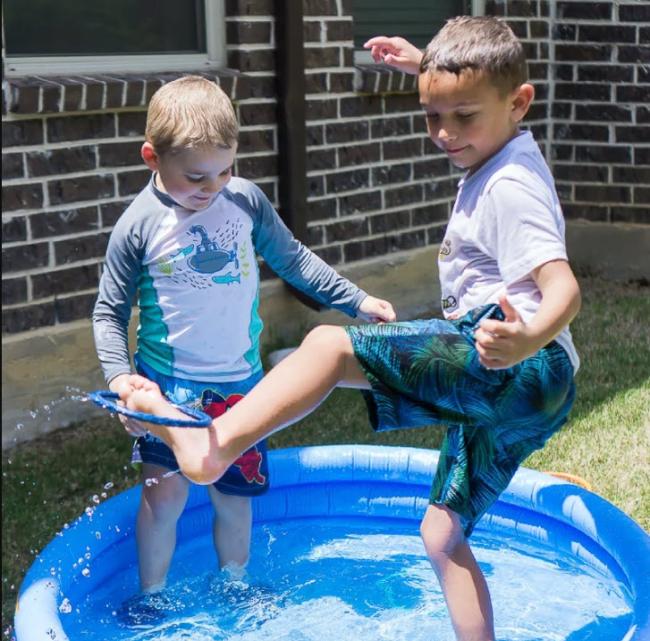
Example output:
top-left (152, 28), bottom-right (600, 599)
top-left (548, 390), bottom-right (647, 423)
top-left (93, 175), bottom-right (368, 384)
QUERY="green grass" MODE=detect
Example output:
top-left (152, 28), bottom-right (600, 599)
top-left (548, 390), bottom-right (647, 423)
top-left (2, 276), bottom-right (649, 632)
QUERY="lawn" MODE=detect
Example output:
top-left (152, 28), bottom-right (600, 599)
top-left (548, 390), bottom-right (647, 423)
top-left (2, 275), bottom-right (649, 633)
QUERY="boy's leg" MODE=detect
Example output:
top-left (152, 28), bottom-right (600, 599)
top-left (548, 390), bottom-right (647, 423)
top-left (207, 488), bottom-right (252, 571)
top-left (420, 505), bottom-right (494, 641)
top-left (136, 463), bottom-right (190, 592)
top-left (132, 325), bottom-right (368, 484)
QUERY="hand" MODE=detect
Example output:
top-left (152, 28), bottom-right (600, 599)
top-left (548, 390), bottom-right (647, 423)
top-left (363, 36), bottom-right (423, 75)
top-left (109, 374), bottom-right (158, 436)
top-left (474, 297), bottom-right (537, 369)
top-left (357, 295), bottom-right (397, 323)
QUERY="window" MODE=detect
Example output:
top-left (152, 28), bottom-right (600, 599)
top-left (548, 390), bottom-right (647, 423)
top-left (3, 0), bottom-right (226, 76)
top-left (353, 0), bottom-right (483, 63)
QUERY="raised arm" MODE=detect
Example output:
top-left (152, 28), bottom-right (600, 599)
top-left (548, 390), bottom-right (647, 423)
top-left (363, 36), bottom-right (424, 75)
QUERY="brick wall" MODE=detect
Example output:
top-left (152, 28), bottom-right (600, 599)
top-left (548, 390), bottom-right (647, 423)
top-left (486, 0), bottom-right (649, 223)
top-left (548, 0), bottom-right (649, 222)
top-left (2, 0), bottom-right (648, 336)
top-left (1, 0), bottom-right (279, 334)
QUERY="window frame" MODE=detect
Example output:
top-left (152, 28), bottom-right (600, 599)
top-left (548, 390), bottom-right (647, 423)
top-left (3, 0), bottom-right (226, 77)
top-left (353, 0), bottom-right (485, 64)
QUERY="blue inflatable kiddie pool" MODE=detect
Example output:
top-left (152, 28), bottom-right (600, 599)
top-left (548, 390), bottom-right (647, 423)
top-left (15, 445), bottom-right (650, 640)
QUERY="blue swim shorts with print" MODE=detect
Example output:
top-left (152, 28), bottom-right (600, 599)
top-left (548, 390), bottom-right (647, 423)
top-left (133, 357), bottom-right (269, 497)
top-left (345, 304), bottom-right (576, 536)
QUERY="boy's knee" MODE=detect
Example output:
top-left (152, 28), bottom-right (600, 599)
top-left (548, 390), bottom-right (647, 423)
top-left (302, 324), bottom-right (353, 356)
top-left (420, 504), bottom-right (466, 563)
top-left (142, 475), bottom-right (189, 520)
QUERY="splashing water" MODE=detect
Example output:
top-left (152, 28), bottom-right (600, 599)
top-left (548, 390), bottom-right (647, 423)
top-left (60, 519), bottom-right (632, 641)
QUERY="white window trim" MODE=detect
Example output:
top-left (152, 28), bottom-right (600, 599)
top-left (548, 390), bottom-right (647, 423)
top-left (4, 0), bottom-right (226, 77)
top-left (353, 0), bottom-right (485, 65)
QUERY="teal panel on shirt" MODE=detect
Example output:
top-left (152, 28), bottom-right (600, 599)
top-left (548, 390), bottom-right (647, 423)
top-left (244, 289), bottom-right (264, 371)
top-left (136, 266), bottom-right (174, 375)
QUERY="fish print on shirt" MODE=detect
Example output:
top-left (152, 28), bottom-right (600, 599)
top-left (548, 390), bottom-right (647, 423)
top-left (156, 220), bottom-right (250, 289)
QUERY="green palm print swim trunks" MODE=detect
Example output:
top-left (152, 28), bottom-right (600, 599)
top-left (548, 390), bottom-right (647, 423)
top-left (345, 304), bottom-right (576, 536)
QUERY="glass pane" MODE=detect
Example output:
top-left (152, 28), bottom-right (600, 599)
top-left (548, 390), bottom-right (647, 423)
top-left (353, 0), bottom-right (466, 49)
top-left (4, 0), bottom-right (206, 57)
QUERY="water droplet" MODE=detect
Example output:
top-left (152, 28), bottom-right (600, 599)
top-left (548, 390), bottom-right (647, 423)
top-left (85, 507), bottom-right (94, 518)
top-left (81, 568), bottom-right (91, 577)
top-left (144, 477), bottom-right (159, 487)
top-left (103, 482), bottom-right (114, 490)
top-left (115, 526), bottom-right (121, 533)
top-left (59, 598), bottom-right (72, 614)
top-left (16, 423), bottom-right (23, 431)
top-left (95, 531), bottom-right (102, 539)
top-left (101, 492), bottom-right (107, 499)
top-left (84, 552), bottom-right (91, 560)
top-left (92, 495), bottom-right (100, 504)
top-left (77, 557), bottom-right (84, 564)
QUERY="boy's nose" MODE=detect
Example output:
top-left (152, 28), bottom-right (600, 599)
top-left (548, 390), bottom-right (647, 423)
top-left (438, 127), bottom-right (457, 142)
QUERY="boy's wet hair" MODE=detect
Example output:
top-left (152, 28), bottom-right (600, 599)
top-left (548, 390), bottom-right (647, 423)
top-left (420, 16), bottom-right (528, 94)
top-left (145, 75), bottom-right (238, 154)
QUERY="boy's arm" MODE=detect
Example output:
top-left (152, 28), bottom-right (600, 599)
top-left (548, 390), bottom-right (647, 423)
top-left (92, 212), bottom-right (142, 385)
top-left (364, 36), bottom-right (423, 75)
top-left (237, 182), bottom-right (395, 321)
top-left (93, 215), bottom-right (153, 436)
top-left (475, 259), bottom-right (581, 369)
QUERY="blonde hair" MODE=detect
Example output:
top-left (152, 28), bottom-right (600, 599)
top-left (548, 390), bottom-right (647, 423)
top-left (145, 75), bottom-right (238, 155)
top-left (420, 16), bottom-right (528, 95)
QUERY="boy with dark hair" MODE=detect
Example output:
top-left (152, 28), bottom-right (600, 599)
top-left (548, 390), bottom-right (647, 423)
top-left (117, 18), bottom-right (581, 641)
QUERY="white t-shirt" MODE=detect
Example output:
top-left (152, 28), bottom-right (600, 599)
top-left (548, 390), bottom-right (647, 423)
top-left (438, 130), bottom-right (580, 372)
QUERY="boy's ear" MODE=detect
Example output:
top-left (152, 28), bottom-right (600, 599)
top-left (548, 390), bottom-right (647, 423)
top-left (141, 142), bottom-right (160, 170)
top-left (511, 83), bottom-right (535, 123)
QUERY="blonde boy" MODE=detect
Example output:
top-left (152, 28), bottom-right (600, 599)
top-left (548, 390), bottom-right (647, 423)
top-left (117, 18), bottom-right (581, 641)
top-left (93, 76), bottom-right (395, 612)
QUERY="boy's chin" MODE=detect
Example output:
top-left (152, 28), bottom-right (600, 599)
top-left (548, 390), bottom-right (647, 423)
top-left (450, 158), bottom-right (473, 170)
top-left (186, 199), bottom-right (213, 211)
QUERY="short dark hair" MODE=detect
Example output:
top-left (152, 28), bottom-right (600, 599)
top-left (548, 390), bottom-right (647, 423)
top-left (419, 16), bottom-right (528, 94)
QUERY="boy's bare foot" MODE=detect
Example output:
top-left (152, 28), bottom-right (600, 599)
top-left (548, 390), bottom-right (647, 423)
top-left (122, 386), bottom-right (234, 485)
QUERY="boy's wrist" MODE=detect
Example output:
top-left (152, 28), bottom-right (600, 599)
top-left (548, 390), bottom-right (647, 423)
top-left (108, 373), bottom-right (132, 393)
top-left (522, 322), bottom-right (555, 355)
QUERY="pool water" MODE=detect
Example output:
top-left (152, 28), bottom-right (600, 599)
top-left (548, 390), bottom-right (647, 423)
top-left (60, 517), bottom-right (632, 641)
